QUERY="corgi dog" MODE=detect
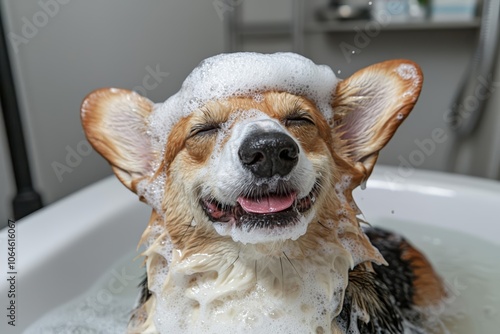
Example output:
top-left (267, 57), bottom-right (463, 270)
top-left (82, 53), bottom-right (446, 334)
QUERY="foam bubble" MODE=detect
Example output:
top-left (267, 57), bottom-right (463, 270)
top-left (137, 172), bottom-right (165, 215)
top-left (395, 63), bottom-right (421, 101)
top-left (334, 175), bottom-right (352, 205)
top-left (396, 63), bottom-right (418, 81)
top-left (253, 93), bottom-right (265, 103)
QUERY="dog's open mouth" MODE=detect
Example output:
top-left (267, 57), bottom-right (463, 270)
top-left (201, 186), bottom-right (317, 231)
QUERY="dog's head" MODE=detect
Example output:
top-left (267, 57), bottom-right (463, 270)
top-left (82, 53), bottom-right (422, 331)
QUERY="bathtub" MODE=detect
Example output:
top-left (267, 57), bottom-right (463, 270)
top-left (1, 165), bottom-right (499, 333)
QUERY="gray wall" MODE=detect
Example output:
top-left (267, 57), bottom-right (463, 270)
top-left (0, 0), bottom-right (498, 226)
top-left (0, 0), bottom-right (225, 226)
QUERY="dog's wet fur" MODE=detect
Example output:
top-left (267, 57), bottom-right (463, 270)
top-left (82, 54), bottom-right (447, 333)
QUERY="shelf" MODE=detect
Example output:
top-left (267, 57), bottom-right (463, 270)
top-left (237, 18), bottom-right (481, 37)
top-left (308, 18), bottom-right (482, 33)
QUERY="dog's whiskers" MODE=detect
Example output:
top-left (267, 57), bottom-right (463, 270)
top-left (314, 178), bottom-right (326, 194)
top-left (280, 257), bottom-right (284, 295)
top-left (221, 252), bottom-right (240, 276)
top-left (317, 221), bottom-right (331, 230)
top-left (194, 183), bottom-right (207, 200)
top-left (282, 251), bottom-right (302, 281)
top-left (177, 222), bottom-right (194, 246)
top-left (357, 215), bottom-right (371, 227)
top-left (254, 260), bottom-right (258, 284)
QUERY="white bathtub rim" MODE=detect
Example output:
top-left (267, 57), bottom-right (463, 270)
top-left (1, 165), bottom-right (499, 274)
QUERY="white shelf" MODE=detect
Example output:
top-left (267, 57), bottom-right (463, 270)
top-left (237, 18), bottom-right (481, 37)
top-left (308, 18), bottom-right (481, 33)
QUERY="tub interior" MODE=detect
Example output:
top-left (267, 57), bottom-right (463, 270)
top-left (1, 166), bottom-right (499, 332)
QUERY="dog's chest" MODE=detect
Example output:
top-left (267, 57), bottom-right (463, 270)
top-left (148, 252), bottom-right (351, 334)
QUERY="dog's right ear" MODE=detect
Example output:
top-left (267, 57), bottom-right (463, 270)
top-left (332, 60), bottom-right (423, 181)
top-left (81, 88), bottom-right (155, 193)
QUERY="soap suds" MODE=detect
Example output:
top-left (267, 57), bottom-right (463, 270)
top-left (396, 63), bottom-right (418, 81)
top-left (395, 63), bottom-right (421, 101)
top-left (146, 236), bottom-right (352, 334)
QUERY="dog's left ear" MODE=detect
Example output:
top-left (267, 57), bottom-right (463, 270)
top-left (81, 88), bottom-right (155, 193)
top-left (333, 59), bottom-right (423, 180)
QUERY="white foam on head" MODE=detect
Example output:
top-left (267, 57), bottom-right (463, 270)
top-left (148, 52), bottom-right (338, 159)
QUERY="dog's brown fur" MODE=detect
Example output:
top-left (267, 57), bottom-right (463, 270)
top-left (82, 58), bottom-right (446, 333)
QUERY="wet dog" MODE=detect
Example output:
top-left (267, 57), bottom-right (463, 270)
top-left (82, 53), bottom-right (446, 333)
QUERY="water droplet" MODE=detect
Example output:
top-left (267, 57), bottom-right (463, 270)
top-left (368, 1), bottom-right (372, 5)
top-left (337, 70), bottom-right (342, 74)
top-left (351, 50), bottom-right (356, 54)
top-left (391, 210), bottom-right (395, 214)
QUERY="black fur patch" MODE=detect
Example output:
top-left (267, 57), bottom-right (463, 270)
top-left (137, 274), bottom-right (151, 306)
top-left (336, 227), bottom-right (426, 333)
top-left (129, 274), bottom-right (151, 328)
top-left (365, 227), bottom-right (415, 312)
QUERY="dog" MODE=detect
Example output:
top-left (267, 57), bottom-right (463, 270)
top-left (82, 53), bottom-right (447, 333)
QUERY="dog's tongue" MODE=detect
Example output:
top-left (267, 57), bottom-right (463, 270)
top-left (237, 194), bottom-right (296, 214)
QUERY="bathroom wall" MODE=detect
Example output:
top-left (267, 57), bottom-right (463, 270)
top-left (450, 60), bottom-right (500, 179)
top-left (0, 0), bottom-right (225, 226)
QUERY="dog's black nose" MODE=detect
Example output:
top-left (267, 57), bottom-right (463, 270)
top-left (238, 131), bottom-right (299, 178)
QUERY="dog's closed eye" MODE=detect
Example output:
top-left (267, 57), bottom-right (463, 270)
top-left (283, 111), bottom-right (315, 127)
top-left (188, 123), bottom-right (220, 138)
